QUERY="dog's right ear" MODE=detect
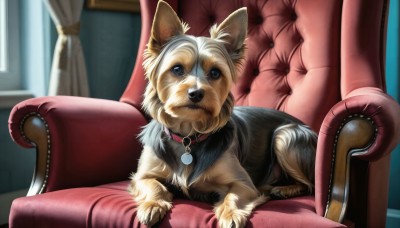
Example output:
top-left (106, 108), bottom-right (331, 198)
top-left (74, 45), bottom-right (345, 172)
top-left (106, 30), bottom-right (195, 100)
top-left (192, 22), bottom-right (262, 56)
top-left (210, 8), bottom-right (247, 63)
top-left (148, 0), bottom-right (188, 52)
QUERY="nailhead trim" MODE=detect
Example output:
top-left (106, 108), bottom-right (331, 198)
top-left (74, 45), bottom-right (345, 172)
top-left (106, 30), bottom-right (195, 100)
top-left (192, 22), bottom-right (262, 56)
top-left (325, 114), bottom-right (377, 215)
top-left (20, 112), bottom-right (51, 194)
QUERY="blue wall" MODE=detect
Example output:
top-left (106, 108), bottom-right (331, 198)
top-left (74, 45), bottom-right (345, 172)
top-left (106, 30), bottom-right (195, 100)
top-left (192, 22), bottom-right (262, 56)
top-left (0, 109), bottom-right (35, 194)
top-left (80, 8), bottom-right (141, 100)
top-left (386, 0), bottom-right (400, 226)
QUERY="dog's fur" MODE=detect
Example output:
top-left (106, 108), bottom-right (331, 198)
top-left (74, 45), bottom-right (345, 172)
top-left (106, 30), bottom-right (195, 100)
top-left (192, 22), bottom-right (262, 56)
top-left (129, 1), bottom-right (317, 227)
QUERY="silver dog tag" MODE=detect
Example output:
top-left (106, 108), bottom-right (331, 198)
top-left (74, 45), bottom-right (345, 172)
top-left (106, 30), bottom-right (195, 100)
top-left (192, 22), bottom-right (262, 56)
top-left (181, 136), bottom-right (193, 165)
top-left (181, 152), bottom-right (193, 165)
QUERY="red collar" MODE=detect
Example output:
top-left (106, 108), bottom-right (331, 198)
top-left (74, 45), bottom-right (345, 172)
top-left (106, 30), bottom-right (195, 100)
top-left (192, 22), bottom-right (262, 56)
top-left (163, 127), bottom-right (210, 145)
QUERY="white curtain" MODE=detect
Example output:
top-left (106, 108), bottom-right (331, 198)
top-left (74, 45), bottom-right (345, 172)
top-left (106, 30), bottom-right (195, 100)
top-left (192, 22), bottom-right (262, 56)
top-left (44, 0), bottom-right (89, 96)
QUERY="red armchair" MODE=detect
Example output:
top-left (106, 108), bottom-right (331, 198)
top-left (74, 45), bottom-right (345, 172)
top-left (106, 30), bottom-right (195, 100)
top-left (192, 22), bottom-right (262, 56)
top-left (8, 0), bottom-right (400, 227)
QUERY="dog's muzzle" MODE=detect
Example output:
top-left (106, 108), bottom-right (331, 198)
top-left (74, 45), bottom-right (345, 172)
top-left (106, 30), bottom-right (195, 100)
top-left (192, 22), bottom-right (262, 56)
top-left (188, 88), bottom-right (204, 103)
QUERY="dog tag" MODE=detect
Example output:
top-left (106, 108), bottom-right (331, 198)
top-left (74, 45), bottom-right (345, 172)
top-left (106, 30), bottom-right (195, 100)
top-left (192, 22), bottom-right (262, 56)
top-left (181, 152), bottom-right (193, 165)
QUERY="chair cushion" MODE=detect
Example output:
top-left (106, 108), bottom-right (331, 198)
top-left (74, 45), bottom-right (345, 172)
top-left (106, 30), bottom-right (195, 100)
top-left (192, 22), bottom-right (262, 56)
top-left (10, 181), bottom-right (345, 228)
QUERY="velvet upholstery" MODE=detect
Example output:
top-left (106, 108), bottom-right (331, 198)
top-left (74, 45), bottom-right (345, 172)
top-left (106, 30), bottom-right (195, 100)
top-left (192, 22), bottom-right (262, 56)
top-left (8, 0), bottom-right (400, 227)
top-left (9, 181), bottom-right (345, 228)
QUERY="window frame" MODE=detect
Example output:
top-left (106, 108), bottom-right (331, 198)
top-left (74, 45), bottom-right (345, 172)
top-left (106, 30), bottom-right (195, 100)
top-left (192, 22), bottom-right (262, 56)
top-left (0, 0), bottom-right (20, 91)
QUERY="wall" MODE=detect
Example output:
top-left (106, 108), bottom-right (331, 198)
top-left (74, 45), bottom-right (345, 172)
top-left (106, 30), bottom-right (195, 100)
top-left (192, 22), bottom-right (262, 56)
top-left (0, 108), bottom-right (34, 224)
top-left (0, 109), bottom-right (34, 194)
top-left (386, 0), bottom-right (400, 227)
top-left (80, 8), bottom-right (141, 100)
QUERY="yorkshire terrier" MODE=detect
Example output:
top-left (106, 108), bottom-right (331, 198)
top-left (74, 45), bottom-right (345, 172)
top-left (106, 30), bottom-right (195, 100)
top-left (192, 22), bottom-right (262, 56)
top-left (129, 1), bottom-right (317, 227)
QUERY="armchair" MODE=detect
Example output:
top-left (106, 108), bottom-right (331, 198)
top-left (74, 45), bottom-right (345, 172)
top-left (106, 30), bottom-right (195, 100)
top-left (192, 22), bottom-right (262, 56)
top-left (8, 0), bottom-right (400, 227)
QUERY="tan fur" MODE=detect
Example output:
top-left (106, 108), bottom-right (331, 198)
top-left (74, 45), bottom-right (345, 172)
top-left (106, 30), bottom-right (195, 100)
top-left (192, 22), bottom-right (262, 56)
top-left (272, 124), bottom-right (316, 193)
top-left (129, 1), bottom-right (315, 228)
top-left (130, 144), bottom-right (267, 228)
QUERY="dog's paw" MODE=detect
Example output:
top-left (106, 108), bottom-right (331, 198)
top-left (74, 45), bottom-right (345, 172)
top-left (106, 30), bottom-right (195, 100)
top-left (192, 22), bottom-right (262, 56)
top-left (270, 185), bottom-right (308, 200)
top-left (136, 200), bottom-right (172, 226)
top-left (215, 204), bottom-right (247, 228)
top-left (269, 186), bottom-right (287, 200)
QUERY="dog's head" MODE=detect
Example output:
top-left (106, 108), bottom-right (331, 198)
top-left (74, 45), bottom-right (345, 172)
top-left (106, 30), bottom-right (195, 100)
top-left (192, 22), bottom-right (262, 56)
top-left (142, 0), bottom-right (247, 135)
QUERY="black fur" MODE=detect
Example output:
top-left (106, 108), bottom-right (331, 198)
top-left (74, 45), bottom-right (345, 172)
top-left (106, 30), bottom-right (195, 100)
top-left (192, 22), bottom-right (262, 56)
top-left (139, 106), bottom-right (307, 189)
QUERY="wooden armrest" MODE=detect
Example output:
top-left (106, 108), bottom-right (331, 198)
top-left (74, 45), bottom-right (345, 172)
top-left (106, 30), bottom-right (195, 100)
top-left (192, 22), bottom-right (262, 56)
top-left (324, 116), bottom-right (375, 222)
top-left (22, 115), bottom-right (50, 195)
top-left (9, 96), bottom-right (147, 195)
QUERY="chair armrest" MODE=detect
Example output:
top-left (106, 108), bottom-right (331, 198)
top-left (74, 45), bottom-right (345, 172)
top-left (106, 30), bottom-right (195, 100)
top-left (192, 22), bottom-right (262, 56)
top-left (8, 96), bottom-right (147, 196)
top-left (315, 87), bottom-right (400, 222)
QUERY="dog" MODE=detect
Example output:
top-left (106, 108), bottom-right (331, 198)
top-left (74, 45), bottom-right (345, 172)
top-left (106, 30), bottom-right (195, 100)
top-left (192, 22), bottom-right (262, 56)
top-left (129, 1), bottom-right (317, 227)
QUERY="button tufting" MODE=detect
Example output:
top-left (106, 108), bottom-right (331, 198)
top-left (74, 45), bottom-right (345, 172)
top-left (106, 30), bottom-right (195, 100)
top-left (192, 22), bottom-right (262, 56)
top-left (285, 68), bottom-right (290, 74)
top-left (254, 15), bottom-right (264, 25)
top-left (269, 42), bottom-right (274, 48)
top-left (291, 12), bottom-right (297, 21)
top-left (209, 15), bottom-right (216, 23)
top-left (253, 68), bottom-right (259, 76)
top-left (244, 88), bottom-right (251, 94)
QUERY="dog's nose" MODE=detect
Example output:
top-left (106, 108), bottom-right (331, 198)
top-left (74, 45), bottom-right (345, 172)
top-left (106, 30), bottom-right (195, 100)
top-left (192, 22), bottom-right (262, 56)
top-left (188, 88), bottom-right (204, 103)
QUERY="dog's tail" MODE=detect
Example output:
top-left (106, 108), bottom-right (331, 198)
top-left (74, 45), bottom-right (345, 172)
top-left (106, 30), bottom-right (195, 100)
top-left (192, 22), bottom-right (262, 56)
top-left (272, 124), bottom-right (317, 193)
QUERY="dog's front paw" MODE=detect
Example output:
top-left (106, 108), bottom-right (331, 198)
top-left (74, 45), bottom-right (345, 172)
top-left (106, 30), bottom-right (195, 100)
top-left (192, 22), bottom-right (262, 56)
top-left (215, 204), bottom-right (248, 228)
top-left (136, 200), bottom-right (172, 226)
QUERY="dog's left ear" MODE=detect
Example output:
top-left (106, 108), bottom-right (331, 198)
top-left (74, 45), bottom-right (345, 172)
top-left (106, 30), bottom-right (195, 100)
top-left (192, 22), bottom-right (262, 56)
top-left (149, 0), bottom-right (188, 52)
top-left (210, 8), bottom-right (248, 60)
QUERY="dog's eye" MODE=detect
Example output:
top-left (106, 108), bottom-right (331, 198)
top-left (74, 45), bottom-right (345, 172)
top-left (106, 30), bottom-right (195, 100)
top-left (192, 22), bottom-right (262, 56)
top-left (208, 68), bottom-right (221, 80)
top-left (171, 65), bottom-right (185, 77)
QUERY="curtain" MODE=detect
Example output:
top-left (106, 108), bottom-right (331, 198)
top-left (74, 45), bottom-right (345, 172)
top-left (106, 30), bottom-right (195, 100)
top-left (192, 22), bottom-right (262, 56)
top-left (44, 0), bottom-right (89, 96)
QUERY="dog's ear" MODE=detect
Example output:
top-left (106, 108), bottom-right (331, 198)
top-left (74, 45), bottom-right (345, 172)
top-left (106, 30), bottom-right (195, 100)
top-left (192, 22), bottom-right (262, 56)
top-left (210, 8), bottom-right (248, 61)
top-left (149, 0), bottom-right (188, 52)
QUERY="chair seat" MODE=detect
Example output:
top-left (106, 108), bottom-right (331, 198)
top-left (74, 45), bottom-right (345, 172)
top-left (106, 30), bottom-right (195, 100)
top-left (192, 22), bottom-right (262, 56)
top-left (10, 181), bottom-right (346, 228)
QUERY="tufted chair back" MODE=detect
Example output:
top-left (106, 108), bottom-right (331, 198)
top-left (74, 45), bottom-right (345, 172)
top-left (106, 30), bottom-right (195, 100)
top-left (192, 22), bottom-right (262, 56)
top-left (120, 0), bottom-right (395, 226)
top-left (121, 0), bottom-right (365, 133)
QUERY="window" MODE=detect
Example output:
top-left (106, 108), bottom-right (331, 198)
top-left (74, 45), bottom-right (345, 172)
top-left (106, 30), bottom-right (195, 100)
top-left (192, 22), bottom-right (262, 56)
top-left (0, 0), bottom-right (20, 91)
top-left (0, 0), bottom-right (7, 72)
